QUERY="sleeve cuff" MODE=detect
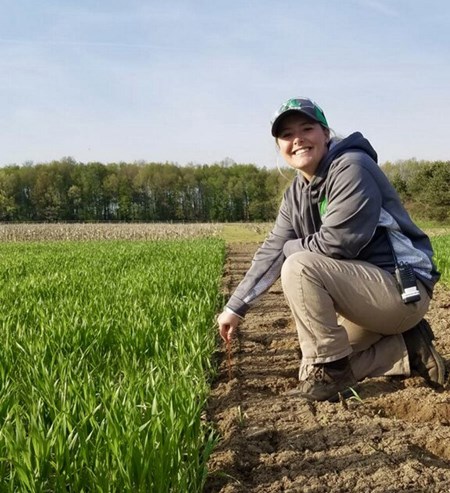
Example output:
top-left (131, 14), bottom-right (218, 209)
top-left (225, 306), bottom-right (244, 319)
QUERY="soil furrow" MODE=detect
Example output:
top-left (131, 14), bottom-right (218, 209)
top-left (206, 243), bottom-right (450, 493)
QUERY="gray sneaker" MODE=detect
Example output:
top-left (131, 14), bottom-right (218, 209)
top-left (294, 359), bottom-right (357, 402)
top-left (403, 319), bottom-right (446, 386)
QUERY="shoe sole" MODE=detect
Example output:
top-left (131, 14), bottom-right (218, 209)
top-left (417, 320), bottom-right (446, 386)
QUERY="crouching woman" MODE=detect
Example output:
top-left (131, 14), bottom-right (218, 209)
top-left (217, 97), bottom-right (445, 401)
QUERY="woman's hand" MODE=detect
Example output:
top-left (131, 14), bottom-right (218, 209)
top-left (217, 310), bottom-right (241, 342)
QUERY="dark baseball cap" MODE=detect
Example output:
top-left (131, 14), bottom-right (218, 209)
top-left (271, 97), bottom-right (329, 137)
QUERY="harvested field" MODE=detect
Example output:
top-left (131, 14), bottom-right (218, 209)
top-left (0, 222), bottom-right (223, 241)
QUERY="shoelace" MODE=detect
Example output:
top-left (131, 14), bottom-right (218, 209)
top-left (307, 365), bottom-right (327, 382)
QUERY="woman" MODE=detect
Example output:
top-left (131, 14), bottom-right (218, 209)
top-left (217, 97), bottom-right (445, 402)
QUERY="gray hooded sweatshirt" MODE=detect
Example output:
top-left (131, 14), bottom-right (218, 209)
top-left (226, 132), bottom-right (440, 318)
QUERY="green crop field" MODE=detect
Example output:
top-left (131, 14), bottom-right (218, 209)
top-left (0, 239), bottom-right (225, 492)
top-left (432, 234), bottom-right (450, 285)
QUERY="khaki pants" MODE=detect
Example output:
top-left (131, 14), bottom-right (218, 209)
top-left (280, 251), bottom-right (431, 381)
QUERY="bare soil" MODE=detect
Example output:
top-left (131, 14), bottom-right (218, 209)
top-left (205, 243), bottom-right (450, 493)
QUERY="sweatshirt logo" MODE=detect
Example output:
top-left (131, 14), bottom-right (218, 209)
top-left (319, 198), bottom-right (328, 218)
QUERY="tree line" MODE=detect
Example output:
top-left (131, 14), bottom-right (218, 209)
top-left (381, 159), bottom-right (450, 222)
top-left (0, 157), bottom-right (448, 223)
top-left (0, 158), bottom-right (294, 222)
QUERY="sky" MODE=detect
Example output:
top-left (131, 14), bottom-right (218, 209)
top-left (1, 0), bottom-right (449, 168)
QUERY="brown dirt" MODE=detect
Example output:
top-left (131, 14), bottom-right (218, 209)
top-left (205, 243), bottom-right (450, 493)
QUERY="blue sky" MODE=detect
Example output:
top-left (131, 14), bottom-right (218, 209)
top-left (1, 0), bottom-right (449, 167)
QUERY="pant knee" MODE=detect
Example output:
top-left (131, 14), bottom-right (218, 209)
top-left (281, 251), bottom-right (320, 293)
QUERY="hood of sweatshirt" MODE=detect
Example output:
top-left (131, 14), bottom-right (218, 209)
top-left (311, 131), bottom-right (378, 190)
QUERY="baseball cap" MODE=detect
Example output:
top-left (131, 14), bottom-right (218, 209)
top-left (271, 98), bottom-right (329, 137)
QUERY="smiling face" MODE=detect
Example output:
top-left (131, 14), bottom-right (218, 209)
top-left (276, 113), bottom-right (330, 180)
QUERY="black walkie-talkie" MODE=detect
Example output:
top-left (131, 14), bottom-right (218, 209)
top-left (395, 261), bottom-right (421, 304)
top-left (386, 230), bottom-right (421, 304)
